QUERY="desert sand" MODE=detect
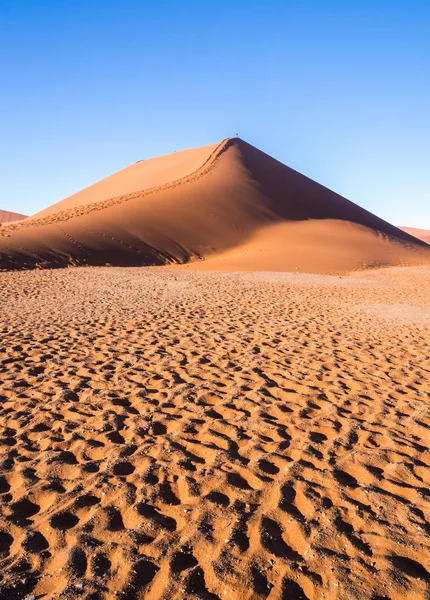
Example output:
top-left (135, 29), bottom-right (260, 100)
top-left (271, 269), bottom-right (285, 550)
top-left (1, 139), bottom-right (429, 599)
top-left (399, 227), bottom-right (430, 245)
top-left (0, 139), bottom-right (429, 272)
top-left (0, 265), bottom-right (429, 599)
top-left (0, 210), bottom-right (27, 225)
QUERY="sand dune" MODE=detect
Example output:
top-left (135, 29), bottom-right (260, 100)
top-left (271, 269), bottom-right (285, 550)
top-left (0, 265), bottom-right (429, 599)
top-left (0, 210), bottom-right (27, 224)
top-left (1, 141), bottom-right (428, 599)
top-left (188, 220), bottom-right (426, 273)
top-left (33, 142), bottom-right (220, 219)
top-left (399, 227), bottom-right (430, 245)
top-left (0, 138), bottom-right (429, 272)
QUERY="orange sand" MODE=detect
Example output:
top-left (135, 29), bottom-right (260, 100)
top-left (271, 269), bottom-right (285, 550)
top-left (399, 227), bottom-right (430, 245)
top-left (0, 210), bottom-right (27, 224)
top-left (0, 139), bottom-right (429, 272)
top-left (0, 265), bottom-right (429, 599)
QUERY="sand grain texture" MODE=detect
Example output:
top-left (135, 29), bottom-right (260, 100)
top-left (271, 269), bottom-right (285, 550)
top-left (0, 266), bottom-right (429, 599)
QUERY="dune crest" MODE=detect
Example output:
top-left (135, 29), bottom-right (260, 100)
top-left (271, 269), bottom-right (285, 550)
top-left (32, 140), bottom-right (221, 219)
top-left (0, 138), bottom-right (429, 271)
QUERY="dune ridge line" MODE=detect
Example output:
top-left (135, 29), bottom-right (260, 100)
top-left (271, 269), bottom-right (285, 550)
top-left (1, 138), bottom-right (235, 233)
top-left (1, 138), bottom-right (429, 273)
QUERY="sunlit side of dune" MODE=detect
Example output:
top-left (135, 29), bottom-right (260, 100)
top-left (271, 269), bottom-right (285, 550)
top-left (32, 142), bottom-right (220, 218)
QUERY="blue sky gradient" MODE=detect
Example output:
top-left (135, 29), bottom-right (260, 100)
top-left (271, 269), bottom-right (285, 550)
top-left (1, 0), bottom-right (429, 227)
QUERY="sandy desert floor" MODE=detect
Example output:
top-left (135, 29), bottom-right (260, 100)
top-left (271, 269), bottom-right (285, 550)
top-left (0, 266), bottom-right (429, 600)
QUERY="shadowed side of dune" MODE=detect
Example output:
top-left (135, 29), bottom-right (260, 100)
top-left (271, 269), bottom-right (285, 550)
top-left (399, 227), bottom-right (430, 245)
top-left (0, 138), bottom-right (429, 272)
top-left (237, 141), bottom-right (425, 241)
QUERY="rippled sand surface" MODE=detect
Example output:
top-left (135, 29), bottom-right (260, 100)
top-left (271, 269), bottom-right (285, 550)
top-left (0, 266), bottom-right (429, 599)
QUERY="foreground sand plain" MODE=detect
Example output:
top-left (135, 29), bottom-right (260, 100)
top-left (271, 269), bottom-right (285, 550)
top-left (0, 266), bottom-right (429, 600)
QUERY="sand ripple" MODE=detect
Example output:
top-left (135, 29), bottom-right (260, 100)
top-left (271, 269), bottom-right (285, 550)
top-left (0, 266), bottom-right (429, 599)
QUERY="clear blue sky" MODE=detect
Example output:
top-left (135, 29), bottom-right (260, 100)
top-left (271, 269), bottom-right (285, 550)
top-left (1, 0), bottom-right (429, 227)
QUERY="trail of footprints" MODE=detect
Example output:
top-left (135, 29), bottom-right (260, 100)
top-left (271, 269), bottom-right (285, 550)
top-left (0, 269), bottom-right (429, 599)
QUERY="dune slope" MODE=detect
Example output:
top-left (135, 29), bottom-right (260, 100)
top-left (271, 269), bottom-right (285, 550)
top-left (33, 141), bottom-right (220, 219)
top-left (0, 138), bottom-right (428, 272)
top-left (399, 227), bottom-right (430, 245)
top-left (0, 210), bottom-right (27, 224)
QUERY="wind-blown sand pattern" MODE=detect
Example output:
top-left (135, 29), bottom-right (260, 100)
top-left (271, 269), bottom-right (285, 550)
top-left (0, 139), bottom-right (429, 272)
top-left (0, 266), bottom-right (429, 599)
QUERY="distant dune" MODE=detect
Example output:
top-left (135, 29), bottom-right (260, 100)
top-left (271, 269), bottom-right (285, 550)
top-left (0, 209), bottom-right (27, 224)
top-left (399, 227), bottom-right (430, 245)
top-left (0, 138), bottom-right (429, 272)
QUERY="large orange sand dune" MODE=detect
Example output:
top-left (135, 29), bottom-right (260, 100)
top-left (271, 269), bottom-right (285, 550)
top-left (0, 138), bottom-right (428, 271)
